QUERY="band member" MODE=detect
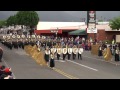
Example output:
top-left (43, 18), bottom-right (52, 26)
top-left (78, 45), bottom-right (83, 60)
top-left (50, 46), bottom-right (56, 54)
top-left (72, 45), bottom-right (78, 60)
top-left (50, 52), bottom-right (55, 69)
top-left (37, 45), bottom-right (41, 52)
top-left (9, 40), bottom-right (13, 50)
top-left (44, 47), bottom-right (50, 66)
top-left (18, 39), bottom-right (22, 48)
top-left (15, 39), bottom-right (19, 49)
top-left (67, 45), bottom-right (73, 60)
top-left (47, 40), bottom-right (52, 48)
top-left (115, 47), bottom-right (119, 61)
top-left (21, 39), bottom-right (25, 49)
top-left (62, 46), bottom-right (67, 60)
top-left (98, 45), bottom-right (103, 57)
top-left (57, 46), bottom-right (62, 60)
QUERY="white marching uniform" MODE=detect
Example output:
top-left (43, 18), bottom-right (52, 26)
top-left (68, 48), bottom-right (73, 54)
top-left (51, 48), bottom-right (56, 54)
top-left (73, 48), bottom-right (78, 54)
top-left (78, 48), bottom-right (83, 60)
top-left (78, 48), bottom-right (83, 54)
top-left (68, 48), bottom-right (73, 60)
top-left (72, 48), bottom-right (78, 60)
top-left (57, 48), bottom-right (62, 60)
top-left (57, 48), bottom-right (62, 55)
top-left (62, 48), bottom-right (67, 54)
top-left (44, 50), bottom-right (50, 62)
top-left (62, 48), bottom-right (67, 60)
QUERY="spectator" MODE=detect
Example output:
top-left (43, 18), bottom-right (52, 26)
top-left (0, 65), bottom-right (14, 79)
top-left (0, 47), bottom-right (3, 62)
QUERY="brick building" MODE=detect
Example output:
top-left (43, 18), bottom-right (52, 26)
top-left (88, 24), bottom-right (120, 41)
top-left (35, 21), bottom-right (120, 41)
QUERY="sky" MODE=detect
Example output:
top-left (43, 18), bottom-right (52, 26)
top-left (0, 11), bottom-right (120, 22)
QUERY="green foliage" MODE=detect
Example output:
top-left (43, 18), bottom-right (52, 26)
top-left (6, 11), bottom-right (39, 29)
top-left (16, 11), bottom-right (39, 28)
top-left (6, 15), bottom-right (17, 26)
top-left (0, 20), bottom-right (7, 27)
top-left (109, 16), bottom-right (120, 30)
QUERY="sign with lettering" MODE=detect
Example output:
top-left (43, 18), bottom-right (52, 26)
top-left (87, 28), bottom-right (97, 33)
top-left (50, 30), bottom-right (58, 33)
top-left (87, 11), bottom-right (96, 33)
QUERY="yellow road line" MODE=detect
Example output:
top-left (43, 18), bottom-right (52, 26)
top-left (48, 66), bottom-right (79, 79)
top-left (54, 68), bottom-right (79, 79)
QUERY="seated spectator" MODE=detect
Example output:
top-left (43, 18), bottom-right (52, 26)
top-left (4, 75), bottom-right (14, 79)
top-left (4, 68), bottom-right (12, 76)
top-left (0, 65), bottom-right (14, 79)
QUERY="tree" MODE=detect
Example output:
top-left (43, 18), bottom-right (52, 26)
top-left (109, 16), bottom-right (120, 30)
top-left (6, 15), bottom-right (17, 26)
top-left (0, 20), bottom-right (7, 28)
top-left (16, 11), bottom-right (39, 34)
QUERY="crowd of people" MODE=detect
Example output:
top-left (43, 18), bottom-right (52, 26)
top-left (0, 34), bottom-right (87, 69)
top-left (1, 34), bottom-right (120, 72)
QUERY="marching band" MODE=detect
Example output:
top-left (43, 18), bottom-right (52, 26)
top-left (1, 34), bottom-right (84, 62)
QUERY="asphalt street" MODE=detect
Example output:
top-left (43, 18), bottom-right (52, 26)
top-left (1, 44), bottom-right (120, 79)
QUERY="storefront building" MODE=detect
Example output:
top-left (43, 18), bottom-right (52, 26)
top-left (34, 21), bottom-right (120, 41)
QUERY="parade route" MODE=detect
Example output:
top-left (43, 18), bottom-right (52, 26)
top-left (1, 43), bottom-right (120, 79)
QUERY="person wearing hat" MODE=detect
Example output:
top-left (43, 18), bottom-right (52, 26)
top-left (67, 45), bottom-right (73, 60)
top-left (44, 47), bottom-right (50, 66)
top-left (78, 45), bottom-right (84, 60)
top-left (72, 45), bottom-right (78, 60)
top-left (62, 45), bottom-right (67, 60)
top-left (98, 45), bottom-right (103, 58)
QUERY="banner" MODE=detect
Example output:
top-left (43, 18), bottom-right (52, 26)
top-left (87, 11), bottom-right (96, 33)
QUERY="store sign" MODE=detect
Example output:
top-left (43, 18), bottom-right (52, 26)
top-left (87, 28), bottom-right (97, 33)
top-left (88, 11), bottom-right (96, 23)
top-left (87, 11), bottom-right (96, 33)
top-left (50, 30), bottom-right (58, 33)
